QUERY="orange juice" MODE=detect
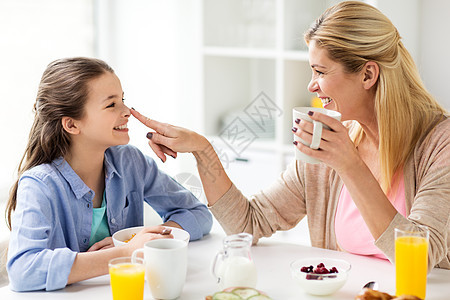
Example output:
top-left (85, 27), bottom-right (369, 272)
top-left (109, 262), bottom-right (145, 300)
top-left (395, 236), bottom-right (428, 299)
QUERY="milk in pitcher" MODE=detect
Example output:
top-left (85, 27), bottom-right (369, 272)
top-left (218, 256), bottom-right (257, 289)
top-left (212, 233), bottom-right (257, 289)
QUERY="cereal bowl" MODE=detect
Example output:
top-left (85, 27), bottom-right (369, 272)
top-left (112, 226), bottom-right (190, 247)
top-left (290, 257), bottom-right (351, 296)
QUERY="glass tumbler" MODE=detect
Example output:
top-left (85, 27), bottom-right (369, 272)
top-left (109, 257), bottom-right (145, 300)
top-left (395, 224), bottom-right (429, 299)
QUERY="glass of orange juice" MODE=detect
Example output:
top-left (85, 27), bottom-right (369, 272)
top-left (109, 257), bottom-right (145, 300)
top-left (395, 224), bottom-right (429, 299)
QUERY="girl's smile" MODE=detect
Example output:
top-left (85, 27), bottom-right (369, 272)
top-left (113, 122), bottom-right (128, 132)
top-left (74, 71), bottom-right (131, 150)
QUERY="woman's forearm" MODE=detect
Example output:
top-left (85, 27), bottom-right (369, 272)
top-left (192, 136), bottom-right (232, 206)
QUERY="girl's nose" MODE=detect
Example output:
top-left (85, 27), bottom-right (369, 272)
top-left (123, 105), bottom-right (131, 118)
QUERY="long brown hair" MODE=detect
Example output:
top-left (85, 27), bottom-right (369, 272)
top-left (6, 57), bottom-right (114, 229)
top-left (304, 1), bottom-right (447, 192)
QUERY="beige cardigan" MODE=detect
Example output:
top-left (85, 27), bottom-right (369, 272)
top-left (210, 118), bottom-right (450, 269)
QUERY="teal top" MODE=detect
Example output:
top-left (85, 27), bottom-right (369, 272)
top-left (88, 192), bottom-right (110, 247)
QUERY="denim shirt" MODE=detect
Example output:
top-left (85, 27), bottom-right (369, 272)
top-left (7, 145), bottom-right (212, 292)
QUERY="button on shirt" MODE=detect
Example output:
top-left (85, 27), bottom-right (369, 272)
top-left (7, 145), bottom-right (212, 292)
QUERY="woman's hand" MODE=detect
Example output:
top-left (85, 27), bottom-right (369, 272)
top-left (87, 237), bottom-right (114, 252)
top-left (130, 108), bottom-right (209, 162)
top-left (293, 111), bottom-right (361, 174)
top-left (131, 107), bottom-right (233, 206)
top-left (294, 111), bottom-right (399, 241)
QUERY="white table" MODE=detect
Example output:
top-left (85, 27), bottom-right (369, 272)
top-left (1, 230), bottom-right (449, 300)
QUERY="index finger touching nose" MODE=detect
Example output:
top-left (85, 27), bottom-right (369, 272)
top-left (130, 108), bottom-right (168, 134)
top-left (130, 108), bottom-right (153, 127)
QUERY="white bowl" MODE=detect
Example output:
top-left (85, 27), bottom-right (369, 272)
top-left (290, 257), bottom-right (351, 296)
top-left (112, 226), bottom-right (190, 247)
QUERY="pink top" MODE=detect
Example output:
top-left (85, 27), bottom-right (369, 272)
top-left (335, 170), bottom-right (407, 259)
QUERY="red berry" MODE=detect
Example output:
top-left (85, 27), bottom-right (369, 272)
top-left (302, 262), bottom-right (339, 276)
top-left (330, 267), bottom-right (339, 274)
top-left (300, 266), bottom-right (309, 273)
top-left (314, 267), bottom-right (329, 274)
top-left (300, 265), bottom-right (315, 273)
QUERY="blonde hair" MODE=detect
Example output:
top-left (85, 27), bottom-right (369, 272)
top-left (304, 1), bottom-right (447, 192)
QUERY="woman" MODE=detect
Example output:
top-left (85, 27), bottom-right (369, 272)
top-left (6, 57), bottom-right (212, 291)
top-left (131, 1), bottom-right (449, 269)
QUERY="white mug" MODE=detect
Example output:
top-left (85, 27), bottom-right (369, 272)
top-left (293, 107), bottom-right (341, 164)
top-left (132, 239), bottom-right (187, 300)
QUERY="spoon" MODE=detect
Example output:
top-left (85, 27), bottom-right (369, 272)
top-left (161, 228), bottom-right (172, 235)
top-left (363, 281), bottom-right (379, 290)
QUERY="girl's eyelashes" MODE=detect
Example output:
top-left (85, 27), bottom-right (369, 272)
top-left (105, 96), bottom-right (124, 108)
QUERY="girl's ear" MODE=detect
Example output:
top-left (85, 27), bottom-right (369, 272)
top-left (362, 61), bottom-right (379, 90)
top-left (61, 117), bottom-right (80, 135)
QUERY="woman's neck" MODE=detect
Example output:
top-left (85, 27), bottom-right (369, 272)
top-left (360, 121), bottom-right (379, 147)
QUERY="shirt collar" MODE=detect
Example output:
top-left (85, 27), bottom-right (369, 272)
top-left (104, 150), bottom-right (122, 181)
top-left (52, 157), bottom-right (92, 199)
top-left (52, 152), bottom-right (122, 199)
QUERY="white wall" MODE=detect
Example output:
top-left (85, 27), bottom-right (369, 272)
top-left (95, 0), bottom-right (202, 176)
top-left (0, 0), bottom-right (95, 199)
top-left (419, 0), bottom-right (450, 109)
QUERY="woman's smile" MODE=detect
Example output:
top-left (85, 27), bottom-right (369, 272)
top-left (320, 97), bottom-right (333, 108)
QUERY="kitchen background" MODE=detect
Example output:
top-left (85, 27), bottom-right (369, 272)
top-left (1, 0), bottom-right (449, 246)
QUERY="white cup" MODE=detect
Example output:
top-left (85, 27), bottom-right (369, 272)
top-left (293, 107), bottom-right (341, 164)
top-left (132, 239), bottom-right (187, 300)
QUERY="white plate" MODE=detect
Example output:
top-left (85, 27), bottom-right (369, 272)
top-left (112, 226), bottom-right (190, 247)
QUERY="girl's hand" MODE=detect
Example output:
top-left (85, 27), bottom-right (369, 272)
top-left (130, 108), bottom-right (208, 162)
top-left (125, 226), bottom-right (173, 252)
top-left (87, 237), bottom-right (114, 252)
top-left (293, 111), bottom-right (361, 174)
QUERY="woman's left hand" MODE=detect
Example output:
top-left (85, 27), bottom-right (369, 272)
top-left (130, 108), bottom-right (209, 162)
top-left (86, 237), bottom-right (114, 252)
top-left (293, 111), bottom-right (361, 174)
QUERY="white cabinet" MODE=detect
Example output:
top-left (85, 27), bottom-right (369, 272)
top-left (199, 0), bottom-right (423, 177)
top-left (200, 0), bottom-right (343, 175)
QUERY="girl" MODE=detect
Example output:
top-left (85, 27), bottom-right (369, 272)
top-left (6, 57), bottom-right (212, 291)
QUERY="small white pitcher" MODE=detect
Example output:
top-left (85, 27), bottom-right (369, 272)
top-left (211, 233), bottom-right (257, 289)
